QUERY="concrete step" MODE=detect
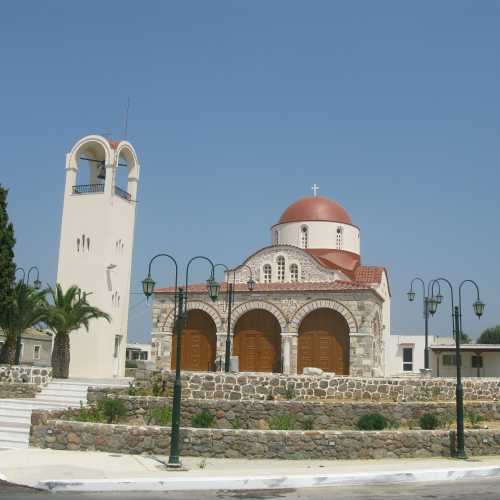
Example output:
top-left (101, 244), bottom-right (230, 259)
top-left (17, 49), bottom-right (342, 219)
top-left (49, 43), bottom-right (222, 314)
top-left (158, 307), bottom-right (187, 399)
top-left (0, 439), bottom-right (28, 449)
top-left (0, 429), bottom-right (29, 443)
top-left (0, 423), bottom-right (30, 433)
top-left (40, 389), bottom-right (87, 397)
top-left (0, 413), bottom-right (31, 424)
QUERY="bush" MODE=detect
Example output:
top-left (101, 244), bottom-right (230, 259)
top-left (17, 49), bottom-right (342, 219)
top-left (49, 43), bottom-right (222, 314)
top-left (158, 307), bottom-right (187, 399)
top-left (65, 403), bottom-right (104, 423)
top-left (282, 386), bottom-right (296, 400)
top-left (356, 413), bottom-right (388, 431)
top-left (151, 379), bottom-right (165, 397)
top-left (101, 399), bottom-right (127, 424)
top-left (268, 414), bottom-right (296, 430)
top-left (146, 407), bottom-right (172, 426)
top-left (302, 417), bottom-right (314, 430)
top-left (466, 410), bottom-right (485, 427)
top-left (125, 360), bottom-right (138, 369)
top-left (191, 409), bottom-right (215, 428)
top-left (419, 413), bottom-right (440, 430)
top-left (231, 417), bottom-right (243, 429)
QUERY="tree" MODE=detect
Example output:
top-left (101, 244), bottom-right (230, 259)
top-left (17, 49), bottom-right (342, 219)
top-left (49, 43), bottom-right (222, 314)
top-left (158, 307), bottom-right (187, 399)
top-left (44, 284), bottom-right (111, 378)
top-left (460, 331), bottom-right (472, 344)
top-left (478, 326), bottom-right (500, 345)
top-left (0, 282), bottom-right (47, 364)
top-left (0, 184), bottom-right (16, 361)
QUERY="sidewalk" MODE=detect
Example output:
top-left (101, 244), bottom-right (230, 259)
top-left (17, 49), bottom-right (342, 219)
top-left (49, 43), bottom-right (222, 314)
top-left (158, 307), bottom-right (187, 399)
top-left (1, 448), bottom-right (500, 492)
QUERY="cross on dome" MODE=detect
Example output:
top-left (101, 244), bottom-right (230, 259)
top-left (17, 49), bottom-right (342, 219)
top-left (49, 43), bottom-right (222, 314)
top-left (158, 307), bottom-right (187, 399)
top-left (311, 184), bottom-right (319, 197)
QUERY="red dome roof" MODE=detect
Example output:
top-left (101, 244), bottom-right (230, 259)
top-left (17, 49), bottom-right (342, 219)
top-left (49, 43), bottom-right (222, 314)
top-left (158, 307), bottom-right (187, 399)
top-left (277, 196), bottom-right (352, 225)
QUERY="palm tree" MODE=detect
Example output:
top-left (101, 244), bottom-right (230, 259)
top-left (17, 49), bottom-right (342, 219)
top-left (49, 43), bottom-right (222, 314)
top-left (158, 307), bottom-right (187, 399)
top-left (45, 284), bottom-right (111, 379)
top-left (0, 282), bottom-right (47, 365)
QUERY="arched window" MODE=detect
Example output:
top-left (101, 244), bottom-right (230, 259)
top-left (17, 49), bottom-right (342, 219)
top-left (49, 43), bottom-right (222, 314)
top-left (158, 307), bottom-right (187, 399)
top-left (336, 226), bottom-right (343, 250)
top-left (87, 238), bottom-right (90, 251)
top-left (277, 256), bottom-right (285, 282)
top-left (290, 263), bottom-right (299, 282)
top-left (273, 230), bottom-right (279, 245)
top-left (77, 238), bottom-right (80, 252)
top-left (301, 225), bottom-right (308, 249)
top-left (263, 264), bottom-right (272, 283)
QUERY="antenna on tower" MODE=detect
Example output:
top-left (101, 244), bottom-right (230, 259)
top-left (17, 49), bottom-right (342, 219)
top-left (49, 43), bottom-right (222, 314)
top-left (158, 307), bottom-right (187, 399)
top-left (123, 97), bottom-right (131, 139)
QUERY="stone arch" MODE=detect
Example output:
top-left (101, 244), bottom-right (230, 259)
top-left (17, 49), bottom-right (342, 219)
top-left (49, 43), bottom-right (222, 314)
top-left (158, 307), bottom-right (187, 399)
top-left (290, 299), bottom-right (357, 333)
top-left (67, 135), bottom-right (114, 171)
top-left (115, 141), bottom-right (140, 181)
top-left (230, 300), bottom-right (287, 331)
top-left (164, 300), bottom-right (223, 331)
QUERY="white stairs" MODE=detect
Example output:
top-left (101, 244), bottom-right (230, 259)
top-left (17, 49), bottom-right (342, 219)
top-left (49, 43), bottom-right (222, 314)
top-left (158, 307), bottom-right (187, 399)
top-left (0, 378), bottom-right (130, 449)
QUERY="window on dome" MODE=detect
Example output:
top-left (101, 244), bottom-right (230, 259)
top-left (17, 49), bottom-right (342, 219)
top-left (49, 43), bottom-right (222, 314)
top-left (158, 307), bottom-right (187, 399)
top-left (336, 227), bottom-right (343, 250)
top-left (290, 263), bottom-right (299, 282)
top-left (263, 264), bottom-right (272, 283)
top-left (277, 256), bottom-right (285, 282)
top-left (301, 226), bottom-right (308, 249)
top-left (273, 230), bottom-right (279, 245)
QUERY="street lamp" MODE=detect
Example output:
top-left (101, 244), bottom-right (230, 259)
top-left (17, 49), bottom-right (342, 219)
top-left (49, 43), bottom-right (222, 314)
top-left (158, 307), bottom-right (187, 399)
top-left (27, 266), bottom-right (42, 290)
top-left (406, 278), bottom-right (441, 370)
top-left (214, 263), bottom-right (255, 372)
top-left (429, 277), bottom-right (485, 459)
top-left (142, 253), bottom-right (219, 468)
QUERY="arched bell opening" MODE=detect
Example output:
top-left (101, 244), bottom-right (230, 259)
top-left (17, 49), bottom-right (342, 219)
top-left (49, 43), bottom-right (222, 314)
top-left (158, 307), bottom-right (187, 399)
top-left (297, 308), bottom-right (350, 374)
top-left (171, 309), bottom-right (217, 372)
top-left (233, 309), bottom-right (282, 373)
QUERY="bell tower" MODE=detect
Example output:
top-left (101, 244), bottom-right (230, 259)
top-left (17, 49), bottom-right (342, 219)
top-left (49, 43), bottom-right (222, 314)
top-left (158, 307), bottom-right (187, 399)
top-left (56, 135), bottom-right (140, 378)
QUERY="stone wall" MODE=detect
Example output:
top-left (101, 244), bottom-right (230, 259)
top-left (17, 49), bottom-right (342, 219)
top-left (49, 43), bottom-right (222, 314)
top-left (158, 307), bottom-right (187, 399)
top-left (29, 412), bottom-right (500, 459)
top-left (0, 365), bottom-right (51, 385)
top-left (112, 371), bottom-right (500, 402)
top-left (84, 394), bottom-right (500, 430)
top-left (0, 383), bottom-right (39, 399)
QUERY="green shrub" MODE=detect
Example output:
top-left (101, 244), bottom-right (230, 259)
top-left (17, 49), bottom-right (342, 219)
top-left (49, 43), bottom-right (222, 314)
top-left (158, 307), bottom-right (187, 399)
top-left (191, 409), bottom-right (215, 428)
top-left (146, 407), bottom-right (172, 426)
top-left (439, 414), bottom-right (454, 429)
top-left (101, 399), bottom-right (128, 424)
top-left (387, 418), bottom-right (400, 430)
top-left (231, 417), bottom-right (243, 429)
top-left (151, 379), bottom-right (165, 397)
top-left (65, 403), bottom-right (104, 423)
top-left (419, 413), bottom-right (440, 430)
top-left (268, 414), bottom-right (296, 430)
top-left (466, 410), bottom-right (485, 427)
top-left (302, 417), bottom-right (314, 430)
top-left (282, 386), bottom-right (296, 400)
top-left (125, 360), bottom-right (138, 369)
top-left (356, 413), bottom-right (388, 431)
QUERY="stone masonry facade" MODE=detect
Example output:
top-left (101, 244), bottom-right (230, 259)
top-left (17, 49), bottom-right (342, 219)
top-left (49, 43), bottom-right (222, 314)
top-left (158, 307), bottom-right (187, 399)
top-left (152, 289), bottom-right (384, 377)
top-left (29, 413), bottom-right (500, 459)
top-left (0, 383), bottom-right (40, 399)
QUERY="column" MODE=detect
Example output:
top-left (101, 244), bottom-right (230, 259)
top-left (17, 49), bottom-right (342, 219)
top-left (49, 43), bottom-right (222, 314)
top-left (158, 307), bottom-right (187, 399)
top-left (156, 331), bottom-right (173, 370)
top-left (281, 333), bottom-right (298, 375)
top-left (216, 332), bottom-right (228, 371)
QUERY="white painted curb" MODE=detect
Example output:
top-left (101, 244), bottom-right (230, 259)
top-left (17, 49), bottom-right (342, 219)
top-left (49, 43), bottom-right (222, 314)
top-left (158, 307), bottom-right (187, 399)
top-left (36, 465), bottom-right (500, 492)
top-left (0, 472), bottom-right (7, 481)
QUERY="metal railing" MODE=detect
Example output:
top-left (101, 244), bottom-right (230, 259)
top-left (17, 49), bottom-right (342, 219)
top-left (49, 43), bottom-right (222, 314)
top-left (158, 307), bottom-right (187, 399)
top-left (115, 185), bottom-right (132, 201)
top-left (72, 184), bottom-right (105, 195)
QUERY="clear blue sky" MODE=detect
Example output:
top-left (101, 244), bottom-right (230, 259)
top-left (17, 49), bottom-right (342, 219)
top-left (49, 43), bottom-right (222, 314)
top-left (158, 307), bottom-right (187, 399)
top-left (1, 1), bottom-right (499, 343)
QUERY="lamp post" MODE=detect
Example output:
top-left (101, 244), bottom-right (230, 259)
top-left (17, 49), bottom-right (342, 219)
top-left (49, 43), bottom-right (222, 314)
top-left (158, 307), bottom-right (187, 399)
top-left (142, 254), bottom-right (219, 468)
top-left (407, 278), bottom-right (442, 370)
top-left (214, 264), bottom-right (256, 372)
top-left (26, 266), bottom-right (42, 290)
top-left (429, 278), bottom-right (485, 459)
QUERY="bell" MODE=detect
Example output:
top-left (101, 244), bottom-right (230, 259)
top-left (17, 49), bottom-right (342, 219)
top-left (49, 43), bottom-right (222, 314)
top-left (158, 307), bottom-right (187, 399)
top-left (97, 164), bottom-right (106, 180)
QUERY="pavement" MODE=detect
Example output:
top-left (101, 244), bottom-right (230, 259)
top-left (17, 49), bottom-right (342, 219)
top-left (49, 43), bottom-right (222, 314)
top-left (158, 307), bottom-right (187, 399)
top-left (2, 448), bottom-right (500, 493)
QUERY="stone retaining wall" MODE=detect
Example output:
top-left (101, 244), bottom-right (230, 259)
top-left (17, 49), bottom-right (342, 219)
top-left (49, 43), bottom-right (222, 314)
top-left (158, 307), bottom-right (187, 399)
top-left (84, 395), bottom-right (500, 430)
top-left (123, 370), bottom-right (500, 402)
top-left (0, 365), bottom-right (51, 385)
top-left (29, 412), bottom-right (500, 459)
top-left (0, 383), bottom-right (39, 399)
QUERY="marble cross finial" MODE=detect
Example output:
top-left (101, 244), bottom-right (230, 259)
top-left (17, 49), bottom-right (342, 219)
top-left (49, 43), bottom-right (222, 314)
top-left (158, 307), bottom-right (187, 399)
top-left (311, 184), bottom-right (319, 197)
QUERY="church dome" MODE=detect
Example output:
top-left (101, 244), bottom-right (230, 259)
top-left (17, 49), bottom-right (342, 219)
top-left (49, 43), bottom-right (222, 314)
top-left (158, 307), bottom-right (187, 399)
top-left (277, 196), bottom-right (352, 225)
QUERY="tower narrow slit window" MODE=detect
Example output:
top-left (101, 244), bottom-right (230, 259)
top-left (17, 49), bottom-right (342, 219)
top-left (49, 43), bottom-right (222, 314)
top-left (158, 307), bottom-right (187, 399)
top-left (336, 227), bottom-right (343, 250)
top-left (277, 256), bottom-right (285, 282)
top-left (290, 263), bottom-right (299, 282)
top-left (301, 225), bottom-right (308, 249)
top-left (263, 264), bottom-right (272, 283)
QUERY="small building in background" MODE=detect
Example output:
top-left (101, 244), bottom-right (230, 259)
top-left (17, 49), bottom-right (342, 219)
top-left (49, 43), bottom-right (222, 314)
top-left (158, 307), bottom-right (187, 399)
top-left (0, 328), bottom-right (52, 367)
top-left (125, 343), bottom-right (151, 362)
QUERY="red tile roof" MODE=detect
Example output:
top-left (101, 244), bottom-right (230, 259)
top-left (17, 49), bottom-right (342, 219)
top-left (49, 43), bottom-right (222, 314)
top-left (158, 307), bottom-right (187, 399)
top-left (276, 196), bottom-right (352, 225)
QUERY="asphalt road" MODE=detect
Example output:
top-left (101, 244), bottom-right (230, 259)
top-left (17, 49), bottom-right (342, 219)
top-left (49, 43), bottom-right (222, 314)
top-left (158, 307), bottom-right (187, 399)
top-left (2, 478), bottom-right (500, 499)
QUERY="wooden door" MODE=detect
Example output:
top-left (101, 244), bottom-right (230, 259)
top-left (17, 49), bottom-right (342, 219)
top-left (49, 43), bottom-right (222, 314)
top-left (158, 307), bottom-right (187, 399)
top-left (234, 310), bottom-right (281, 372)
top-left (298, 308), bottom-right (349, 374)
top-left (171, 310), bottom-right (216, 371)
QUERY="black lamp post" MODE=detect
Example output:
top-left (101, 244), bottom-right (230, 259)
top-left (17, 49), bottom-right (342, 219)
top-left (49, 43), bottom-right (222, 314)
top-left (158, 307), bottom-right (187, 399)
top-left (27, 266), bottom-right (42, 290)
top-left (214, 264), bottom-right (255, 373)
top-left (407, 278), bottom-right (442, 370)
top-left (142, 254), bottom-right (219, 468)
top-left (429, 278), bottom-right (485, 459)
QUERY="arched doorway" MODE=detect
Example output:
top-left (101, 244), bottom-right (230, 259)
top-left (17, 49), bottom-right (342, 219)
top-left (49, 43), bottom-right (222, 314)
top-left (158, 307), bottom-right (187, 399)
top-left (298, 308), bottom-right (350, 374)
top-left (171, 310), bottom-right (217, 371)
top-left (233, 310), bottom-right (281, 372)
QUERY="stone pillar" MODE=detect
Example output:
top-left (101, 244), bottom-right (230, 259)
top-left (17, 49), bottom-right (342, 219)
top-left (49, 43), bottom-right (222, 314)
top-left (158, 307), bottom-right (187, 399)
top-left (215, 332), bottom-right (228, 371)
top-left (155, 331), bottom-right (173, 370)
top-left (281, 332), bottom-right (298, 375)
top-left (349, 333), bottom-right (373, 377)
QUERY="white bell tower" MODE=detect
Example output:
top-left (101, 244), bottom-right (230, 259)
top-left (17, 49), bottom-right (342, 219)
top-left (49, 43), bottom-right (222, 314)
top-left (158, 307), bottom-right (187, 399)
top-left (56, 135), bottom-right (140, 378)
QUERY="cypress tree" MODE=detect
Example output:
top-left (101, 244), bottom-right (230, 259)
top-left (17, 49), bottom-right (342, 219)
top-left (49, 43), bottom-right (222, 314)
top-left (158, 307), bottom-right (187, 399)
top-left (0, 184), bottom-right (16, 361)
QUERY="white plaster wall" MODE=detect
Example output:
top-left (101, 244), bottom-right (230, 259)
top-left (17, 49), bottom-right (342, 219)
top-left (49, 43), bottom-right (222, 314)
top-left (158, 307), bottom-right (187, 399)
top-left (56, 136), bottom-right (139, 379)
top-left (385, 334), bottom-right (427, 376)
top-left (433, 351), bottom-right (500, 378)
top-left (271, 221), bottom-right (360, 254)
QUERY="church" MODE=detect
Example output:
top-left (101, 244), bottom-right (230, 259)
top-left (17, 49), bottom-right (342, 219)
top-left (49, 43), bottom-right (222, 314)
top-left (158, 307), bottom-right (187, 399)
top-left (151, 192), bottom-right (390, 377)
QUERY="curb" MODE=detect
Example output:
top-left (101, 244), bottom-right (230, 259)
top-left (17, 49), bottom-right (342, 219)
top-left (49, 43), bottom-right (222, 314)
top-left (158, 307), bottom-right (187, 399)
top-left (36, 465), bottom-right (500, 492)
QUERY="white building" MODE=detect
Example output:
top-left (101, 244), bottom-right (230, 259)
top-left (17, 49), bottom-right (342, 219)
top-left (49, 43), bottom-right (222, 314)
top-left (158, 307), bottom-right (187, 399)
top-left (152, 194), bottom-right (391, 376)
top-left (126, 343), bottom-right (152, 362)
top-left (56, 134), bottom-right (140, 378)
